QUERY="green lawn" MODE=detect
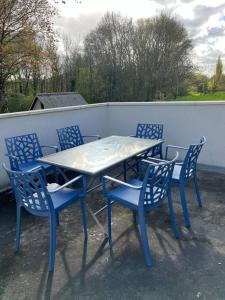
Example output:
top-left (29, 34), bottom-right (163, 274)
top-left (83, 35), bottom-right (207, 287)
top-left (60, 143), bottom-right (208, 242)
top-left (174, 92), bottom-right (225, 101)
top-left (8, 94), bottom-right (33, 112)
top-left (6, 91), bottom-right (225, 113)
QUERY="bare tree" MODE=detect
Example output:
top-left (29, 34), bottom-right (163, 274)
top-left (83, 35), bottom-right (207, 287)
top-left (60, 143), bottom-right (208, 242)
top-left (0, 0), bottom-right (56, 112)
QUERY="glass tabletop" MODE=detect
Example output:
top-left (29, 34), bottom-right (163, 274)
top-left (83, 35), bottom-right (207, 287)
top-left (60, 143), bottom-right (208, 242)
top-left (38, 135), bottom-right (163, 175)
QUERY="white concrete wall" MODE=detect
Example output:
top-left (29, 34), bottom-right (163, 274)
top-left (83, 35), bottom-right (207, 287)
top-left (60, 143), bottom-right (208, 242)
top-left (108, 101), bottom-right (225, 168)
top-left (1, 101), bottom-right (225, 189)
top-left (0, 104), bottom-right (108, 189)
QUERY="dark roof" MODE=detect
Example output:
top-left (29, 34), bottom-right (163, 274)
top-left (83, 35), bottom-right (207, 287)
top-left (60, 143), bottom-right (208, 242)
top-left (30, 92), bottom-right (87, 110)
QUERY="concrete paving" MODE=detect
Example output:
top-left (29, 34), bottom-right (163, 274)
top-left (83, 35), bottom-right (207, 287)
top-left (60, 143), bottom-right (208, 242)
top-left (0, 170), bottom-right (225, 300)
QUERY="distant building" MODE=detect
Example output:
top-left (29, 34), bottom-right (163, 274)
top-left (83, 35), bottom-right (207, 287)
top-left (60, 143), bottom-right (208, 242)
top-left (30, 92), bottom-right (87, 110)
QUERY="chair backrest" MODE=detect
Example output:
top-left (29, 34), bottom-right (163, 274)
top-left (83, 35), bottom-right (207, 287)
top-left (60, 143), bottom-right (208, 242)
top-left (136, 123), bottom-right (163, 140)
top-left (57, 125), bottom-right (84, 151)
top-left (3, 164), bottom-right (52, 217)
top-left (181, 136), bottom-right (206, 180)
top-left (5, 133), bottom-right (43, 170)
top-left (139, 153), bottom-right (178, 208)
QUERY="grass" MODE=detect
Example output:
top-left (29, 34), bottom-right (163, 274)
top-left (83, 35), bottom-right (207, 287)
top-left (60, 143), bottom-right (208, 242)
top-left (174, 92), bottom-right (225, 101)
top-left (6, 91), bottom-right (225, 113)
top-left (8, 94), bottom-right (33, 113)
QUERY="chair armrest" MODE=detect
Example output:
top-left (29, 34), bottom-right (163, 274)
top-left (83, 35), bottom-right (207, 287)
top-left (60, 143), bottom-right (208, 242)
top-left (5, 153), bottom-right (19, 169)
top-left (165, 144), bottom-right (188, 159)
top-left (5, 153), bottom-right (18, 161)
top-left (83, 135), bottom-right (101, 140)
top-left (40, 145), bottom-right (59, 152)
top-left (49, 175), bottom-right (85, 193)
top-left (141, 157), bottom-right (169, 165)
top-left (102, 175), bottom-right (142, 195)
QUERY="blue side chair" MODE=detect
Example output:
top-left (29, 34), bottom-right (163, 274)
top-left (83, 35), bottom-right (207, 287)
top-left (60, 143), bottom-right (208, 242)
top-left (103, 152), bottom-right (179, 267)
top-left (57, 125), bottom-right (101, 151)
top-left (124, 123), bottom-right (164, 181)
top-left (165, 136), bottom-right (206, 228)
top-left (5, 133), bottom-right (58, 172)
top-left (3, 163), bottom-right (87, 272)
top-left (136, 123), bottom-right (164, 158)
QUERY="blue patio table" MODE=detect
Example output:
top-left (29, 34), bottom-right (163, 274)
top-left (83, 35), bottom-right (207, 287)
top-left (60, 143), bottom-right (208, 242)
top-left (38, 135), bottom-right (163, 235)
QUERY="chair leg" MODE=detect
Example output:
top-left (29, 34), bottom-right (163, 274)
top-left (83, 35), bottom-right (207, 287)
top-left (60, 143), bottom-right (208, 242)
top-left (179, 182), bottom-right (191, 228)
top-left (80, 198), bottom-right (88, 240)
top-left (49, 214), bottom-right (57, 272)
top-left (107, 199), bottom-right (112, 243)
top-left (123, 161), bottom-right (127, 182)
top-left (167, 189), bottom-right (179, 239)
top-left (16, 206), bottom-right (21, 252)
top-left (193, 174), bottom-right (202, 208)
top-left (132, 210), bottom-right (137, 224)
top-left (138, 210), bottom-right (153, 267)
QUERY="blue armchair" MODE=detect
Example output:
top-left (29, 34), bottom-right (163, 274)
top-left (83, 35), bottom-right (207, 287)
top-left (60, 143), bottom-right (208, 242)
top-left (5, 133), bottom-right (58, 172)
top-left (165, 136), bottom-right (206, 228)
top-left (56, 125), bottom-right (101, 151)
top-left (3, 163), bottom-right (88, 272)
top-left (136, 123), bottom-right (164, 158)
top-left (103, 152), bottom-right (179, 267)
top-left (124, 123), bottom-right (164, 181)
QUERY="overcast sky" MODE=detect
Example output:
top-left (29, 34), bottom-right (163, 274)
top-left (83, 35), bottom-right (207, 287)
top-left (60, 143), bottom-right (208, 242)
top-left (53, 0), bottom-right (225, 75)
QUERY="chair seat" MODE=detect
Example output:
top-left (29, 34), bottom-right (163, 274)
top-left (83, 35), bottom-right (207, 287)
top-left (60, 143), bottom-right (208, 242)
top-left (107, 179), bottom-right (142, 208)
top-left (18, 160), bottom-right (51, 172)
top-left (47, 183), bottom-right (82, 211)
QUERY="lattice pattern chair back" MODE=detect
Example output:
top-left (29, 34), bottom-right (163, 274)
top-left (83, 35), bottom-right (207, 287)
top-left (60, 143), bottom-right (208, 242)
top-left (136, 123), bottom-right (163, 156)
top-left (5, 133), bottom-right (43, 170)
top-left (136, 123), bottom-right (163, 140)
top-left (139, 155), bottom-right (177, 208)
top-left (4, 165), bottom-right (52, 217)
top-left (181, 136), bottom-right (206, 180)
top-left (57, 125), bottom-right (84, 151)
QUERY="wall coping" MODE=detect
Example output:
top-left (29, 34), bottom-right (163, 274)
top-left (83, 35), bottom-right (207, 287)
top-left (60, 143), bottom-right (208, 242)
top-left (1, 100), bottom-right (225, 120)
top-left (0, 103), bottom-right (107, 119)
top-left (107, 101), bottom-right (225, 107)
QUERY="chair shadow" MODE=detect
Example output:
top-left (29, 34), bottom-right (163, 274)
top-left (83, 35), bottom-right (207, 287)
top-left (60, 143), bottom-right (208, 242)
top-left (36, 215), bottom-right (191, 300)
top-left (51, 227), bottom-right (135, 299)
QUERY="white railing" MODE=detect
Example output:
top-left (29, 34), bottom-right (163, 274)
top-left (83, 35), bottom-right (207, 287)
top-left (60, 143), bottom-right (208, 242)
top-left (1, 100), bottom-right (225, 189)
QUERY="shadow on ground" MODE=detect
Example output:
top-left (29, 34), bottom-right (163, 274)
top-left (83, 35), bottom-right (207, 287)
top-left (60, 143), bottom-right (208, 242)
top-left (1, 170), bottom-right (225, 300)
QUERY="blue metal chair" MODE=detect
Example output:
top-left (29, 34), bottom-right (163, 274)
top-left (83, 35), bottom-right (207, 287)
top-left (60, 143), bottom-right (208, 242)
top-left (57, 125), bottom-right (101, 151)
top-left (123, 123), bottom-right (164, 181)
top-left (5, 133), bottom-right (58, 172)
top-left (136, 123), bottom-right (164, 158)
top-left (3, 163), bottom-right (87, 272)
top-left (165, 136), bottom-right (206, 228)
top-left (103, 152), bottom-right (179, 267)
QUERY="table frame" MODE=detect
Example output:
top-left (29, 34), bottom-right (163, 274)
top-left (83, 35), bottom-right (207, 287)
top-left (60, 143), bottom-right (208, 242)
top-left (39, 136), bottom-right (163, 236)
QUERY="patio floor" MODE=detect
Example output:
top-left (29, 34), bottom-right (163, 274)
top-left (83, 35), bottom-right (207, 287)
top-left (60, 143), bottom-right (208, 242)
top-left (1, 169), bottom-right (225, 300)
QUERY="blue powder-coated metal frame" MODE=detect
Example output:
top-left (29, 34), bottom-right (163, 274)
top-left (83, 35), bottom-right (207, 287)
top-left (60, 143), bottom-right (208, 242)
top-left (124, 124), bottom-right (164, 181)
top-left (5, 133), bottom-right (58, 172)
top-left (3, 164), bottom-right (87, 272)
top-left (166, 136), bottom-right (206, 228)
top-left (103, 153), bottom-right (179, 267)
top-left (136, 123), bottom-right (164, 158)
top-left (56, 125), bottom-right (101, 151)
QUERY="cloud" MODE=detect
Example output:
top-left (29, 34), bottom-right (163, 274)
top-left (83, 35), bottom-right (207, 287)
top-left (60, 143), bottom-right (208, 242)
top-left (55, 12), bottom-right (103, 43)
top-left (182, 4), bottom-right (225, 28)
top-left (180, 0), bottom-right (195, 3)
top-left (207, 26), bottom-right (225, 37)
top-left (55, 1), bottom-right (225, 75)
top-left (149, 0), bottom-right (176, 4)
